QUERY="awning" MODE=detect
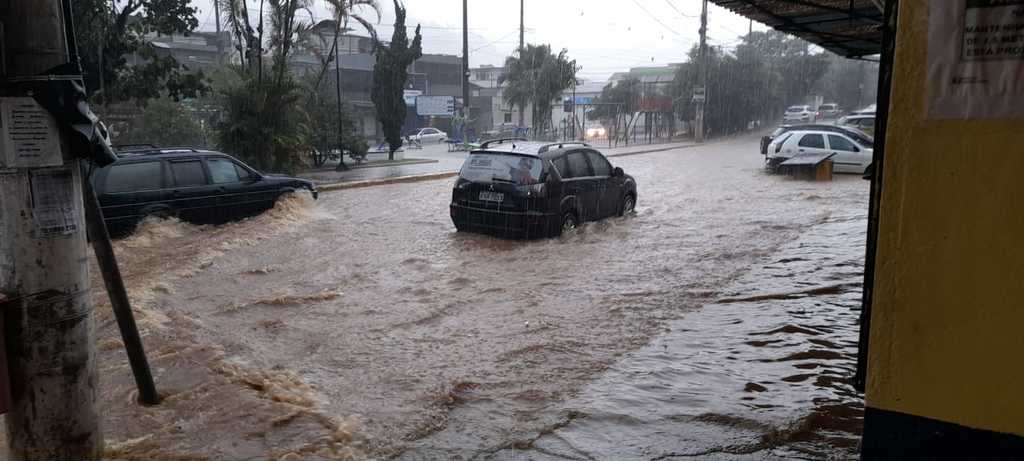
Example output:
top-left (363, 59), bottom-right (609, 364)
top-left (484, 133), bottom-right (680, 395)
top-left (710, 0), bottom-right (885, 58)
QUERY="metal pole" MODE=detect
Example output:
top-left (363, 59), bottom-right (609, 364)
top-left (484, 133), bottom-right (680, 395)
top-left (82, 176), bottom-right (158, 406)
top-left (695, 0), bottom-right (708, 143)
top-left (335, 27), bottom-right (347, 171)
top-left (0, 0), bottom-right (101, 459)
top-left (462, 0), bottom-right (470, 121)
top-left (214, 0), bottom-right (224, 64)
top-left (518, 0), bottom-right (525, 128)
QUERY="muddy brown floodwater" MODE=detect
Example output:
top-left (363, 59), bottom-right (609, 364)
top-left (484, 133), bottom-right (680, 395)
top-left (0, 135), bottom-right (869, 460)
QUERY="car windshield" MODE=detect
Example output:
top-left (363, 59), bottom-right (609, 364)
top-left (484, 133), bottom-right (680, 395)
top-left (460, 152), bottom-right (544, 185)
top-left (786, 106), bottom-right (806, 113)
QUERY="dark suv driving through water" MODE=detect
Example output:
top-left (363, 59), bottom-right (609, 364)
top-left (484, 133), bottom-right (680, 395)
top-left (450, 139), bottom-right (637, 238)
top-left (93, 147), bottom-right (318, 235)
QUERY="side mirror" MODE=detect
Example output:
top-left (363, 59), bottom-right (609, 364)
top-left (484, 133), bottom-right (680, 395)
top-left (612, 167), bottom-right (624, 177)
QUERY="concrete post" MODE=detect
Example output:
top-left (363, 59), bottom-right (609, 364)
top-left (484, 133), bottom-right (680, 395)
top-left (0, 0), bottom-right (102, 459)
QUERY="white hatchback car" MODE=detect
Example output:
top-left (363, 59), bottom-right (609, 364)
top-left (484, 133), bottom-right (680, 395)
top-left (410, 127), bottom-right (448, 144)
top-left (783, 105), bottom-right (814, 123)
top-left (767, 130), bottom-right (873, 174)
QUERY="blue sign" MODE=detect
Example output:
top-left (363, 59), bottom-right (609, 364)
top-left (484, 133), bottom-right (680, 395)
top-left (574, 96), bottom-right (594, 105)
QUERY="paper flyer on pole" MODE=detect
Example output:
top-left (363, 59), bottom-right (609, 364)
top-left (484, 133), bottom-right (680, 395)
top-left (928, 0), bottom-right (1024, 119)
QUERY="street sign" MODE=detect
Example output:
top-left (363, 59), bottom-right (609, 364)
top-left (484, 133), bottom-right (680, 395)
top-left (574, 96), bottom-right (594, 105)
top-left (692, 86), bottom-right (706, 103)
top-left (416, 96), bottom-right (456, 116)
top-left (403, 90), bottom-right (423, 106)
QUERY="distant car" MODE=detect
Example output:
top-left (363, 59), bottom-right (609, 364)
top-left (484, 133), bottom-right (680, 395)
top-left (410, 127), bottom-right (448, 144)
top-left (783, 105), bottom-right (815, 123)
top-left (450, 139), bottom-right (637, 238)
top-left (816, 103), bottom-right (842, 120)
top-left (849, 104), bottom-right (877, 116)
top-left (837, 115), bottom-right (876, 136)
top-left (760, 124), bottom-right (873, 156)
top-left (93, 147), bottom-right (318, 235)
top-left (766, 130), bottom-right (873, 174)
top-left (585, 122), bottom-right (607, 139)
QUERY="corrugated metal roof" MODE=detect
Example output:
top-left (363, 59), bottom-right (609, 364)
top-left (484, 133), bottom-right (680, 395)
top-left (711, 0), bottom-right (884, 57)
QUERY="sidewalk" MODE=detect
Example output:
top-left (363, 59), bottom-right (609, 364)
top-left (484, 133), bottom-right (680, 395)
top-left (302, 139), bottom-right (698, 192)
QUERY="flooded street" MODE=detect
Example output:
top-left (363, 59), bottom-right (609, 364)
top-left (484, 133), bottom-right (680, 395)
top-left (63, 134), bottom-right (868, 459)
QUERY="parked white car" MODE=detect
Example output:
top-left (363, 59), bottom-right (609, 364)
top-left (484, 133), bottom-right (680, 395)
top-left (783, 105), bottom-right (815, 124)
top-left (767, 129), bottom-right (873, 174)
top-left (409, 127), bottom-right (448, 143)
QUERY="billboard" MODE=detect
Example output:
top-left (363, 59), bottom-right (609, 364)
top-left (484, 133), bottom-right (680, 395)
top-left (416, 96), bottom-right (456, 116)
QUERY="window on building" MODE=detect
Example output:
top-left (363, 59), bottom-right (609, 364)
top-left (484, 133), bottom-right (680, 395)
top-left (504, 112), bottom-right (512, 123)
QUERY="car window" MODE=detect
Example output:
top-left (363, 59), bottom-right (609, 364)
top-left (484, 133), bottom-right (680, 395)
top-left (552, 156), bottom-right (569, 178)
top-left (566, 151), bottom-right (592, 178)
top-left (586, 151), bottom-right (612, 177)
top-left (207, 158), bottom-right (241, 184)
top-left (774, 133), bottom-right (793, 149)
top-left (234, 163), bottom-right (255, 181)
top-left (459, 152), bottom-right (543, 185)
top-left (828, 135), bottom-right (858, 152)
top-left (798, 134), bottom-right (826, 149)
top-left (104, 161), bottom-right (164, 193)
top-left (170, 160), bottom-right (208, 187)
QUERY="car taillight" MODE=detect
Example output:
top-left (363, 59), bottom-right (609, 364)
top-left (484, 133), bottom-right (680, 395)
top-left (775, 142), bottom-right (784, 154)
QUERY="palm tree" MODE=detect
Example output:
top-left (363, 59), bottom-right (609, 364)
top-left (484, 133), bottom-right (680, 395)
top-left (500, 44), bottom-right (578, 138)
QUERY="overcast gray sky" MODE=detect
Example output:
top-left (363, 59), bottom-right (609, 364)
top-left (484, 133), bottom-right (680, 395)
top-left (190, 0), bottom-right (766, 82)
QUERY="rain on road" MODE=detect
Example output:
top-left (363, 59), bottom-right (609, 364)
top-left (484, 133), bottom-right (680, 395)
top-left (71, 135), bottom-right (868, 460)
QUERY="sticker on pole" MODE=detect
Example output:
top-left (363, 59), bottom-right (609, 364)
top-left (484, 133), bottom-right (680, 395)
top-left (29, 169), bottom-right (79, 238)
top-left (0, 98), bottom-right (63, 168)
top-left (928, 0), bottom-right (1024, 119)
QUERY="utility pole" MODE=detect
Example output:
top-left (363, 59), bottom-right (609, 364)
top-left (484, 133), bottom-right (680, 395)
top-left (0, 0), bottom-right (102, 459)
top-left (214, 0), bottom-right (224, 64)
top-left (518, 0), bottom-right (525, 128)
top-left (695, 0), bottom-right (708, 143)
top-left (462, 0), bottom-right (470, 122)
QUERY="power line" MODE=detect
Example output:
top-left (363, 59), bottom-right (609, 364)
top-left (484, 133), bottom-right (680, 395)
top-left (628, 0), bottom-right (683, 37)
top-left (471, 29), bottom-right (519, 53)
top-left (663, 0), bottom-right (699, 18)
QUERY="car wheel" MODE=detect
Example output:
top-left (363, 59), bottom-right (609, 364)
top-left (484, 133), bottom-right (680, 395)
top-left (620, 194), bottom-right (636, 216)
top-left (560, 212), bottom-right (578, 234)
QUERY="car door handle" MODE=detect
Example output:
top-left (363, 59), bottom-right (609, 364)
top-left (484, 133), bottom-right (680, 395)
top-left (798, 149), bottom-right (806, 152)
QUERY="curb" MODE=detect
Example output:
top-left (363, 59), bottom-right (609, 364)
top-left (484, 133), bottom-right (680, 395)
top-left (318, 143), bottom-right (697, 193)
top-left (319, 171), bottom-right (459, 192)
top-left (606, 143), bottom-right (697, 158)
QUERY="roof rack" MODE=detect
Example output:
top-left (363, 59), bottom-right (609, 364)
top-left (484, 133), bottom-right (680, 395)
top-left (115, 147), bottom-right (206, 156)
top-left (538, 141), bottom-right (590, 153)
top-left (113, 143), bottom-right (158, 151)
top-left (480, 137), bottom-right (528, 149)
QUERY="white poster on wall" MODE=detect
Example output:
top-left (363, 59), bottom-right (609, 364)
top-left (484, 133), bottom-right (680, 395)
top-left (928, 0), bottom-right (1024, 119)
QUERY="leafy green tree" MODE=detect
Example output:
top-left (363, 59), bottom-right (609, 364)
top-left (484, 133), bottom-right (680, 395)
top-left (499, 44), bottom-right (578, 138)
top-left (670, 30), bottom-right (830, 137)
top-left (219, 70), bottom-right (310, 173)
top-left (298, 0), bottom-right (380, 170)
top-left (359, 0), bottom-right (422, 160)
top-left (114, 98), bottom-right (209, 147)
top-left (72, 0), bottom-right (209, 103)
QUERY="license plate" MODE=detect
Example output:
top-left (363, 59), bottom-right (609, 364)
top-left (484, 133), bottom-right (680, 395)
top-left (479, 191), bottom-right (504, 202)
